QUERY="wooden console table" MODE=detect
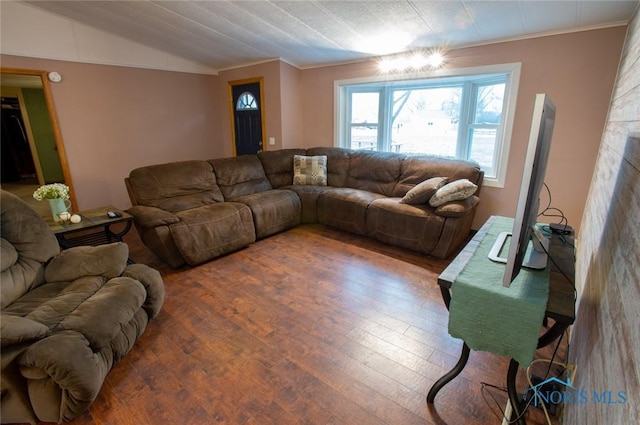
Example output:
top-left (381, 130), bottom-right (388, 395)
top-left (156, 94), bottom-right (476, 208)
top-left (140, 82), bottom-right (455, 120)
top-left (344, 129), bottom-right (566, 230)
top-left (427, 216), bottom-right (575, 425)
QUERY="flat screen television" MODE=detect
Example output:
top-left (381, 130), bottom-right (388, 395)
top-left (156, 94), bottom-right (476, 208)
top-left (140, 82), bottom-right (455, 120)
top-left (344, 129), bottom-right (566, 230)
top-left (488, 93), bottom-right (556, 287)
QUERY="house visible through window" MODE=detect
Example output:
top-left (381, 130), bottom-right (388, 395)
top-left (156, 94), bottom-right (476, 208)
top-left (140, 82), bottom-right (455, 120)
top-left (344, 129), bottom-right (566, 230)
top-left (336, 63), bottom-right (521, 187)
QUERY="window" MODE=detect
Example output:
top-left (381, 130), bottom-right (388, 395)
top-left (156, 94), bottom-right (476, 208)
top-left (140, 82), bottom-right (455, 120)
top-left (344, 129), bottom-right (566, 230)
top-left (236, 92), bottom-right (258, 110)
top-left (336, 63), bottom-right (521, 187)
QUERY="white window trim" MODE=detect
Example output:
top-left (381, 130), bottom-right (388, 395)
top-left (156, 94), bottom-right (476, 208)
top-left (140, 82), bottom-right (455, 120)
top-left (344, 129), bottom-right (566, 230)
top-left (333, 62), bottom-right (522, 188)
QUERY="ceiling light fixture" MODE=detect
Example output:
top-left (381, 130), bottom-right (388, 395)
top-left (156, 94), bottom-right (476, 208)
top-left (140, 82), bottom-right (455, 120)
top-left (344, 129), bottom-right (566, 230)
top-left (378, 51), bottom-right (445, 73)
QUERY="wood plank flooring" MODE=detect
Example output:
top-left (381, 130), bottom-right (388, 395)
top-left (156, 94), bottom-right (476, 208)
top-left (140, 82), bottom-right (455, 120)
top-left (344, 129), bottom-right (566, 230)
top-left (34, 224), bottom-right (565, 425)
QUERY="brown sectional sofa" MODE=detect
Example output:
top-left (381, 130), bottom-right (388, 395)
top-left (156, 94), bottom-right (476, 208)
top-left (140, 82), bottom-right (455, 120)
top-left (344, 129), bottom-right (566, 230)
top-left (125, 148), bottom-right (483, 268)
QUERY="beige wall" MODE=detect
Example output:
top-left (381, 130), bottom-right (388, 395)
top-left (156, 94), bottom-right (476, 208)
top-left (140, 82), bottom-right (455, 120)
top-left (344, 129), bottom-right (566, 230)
top-left (218, 60), bottom-right (283, 156)
top-left (1, 26), bottom-right (627, 233)
top-left (1, 54), bottom-right (221, 210)
top-left (279, 61), bottom-right (304, 148)
top-left (299, 27), bottom-right (627, 231)
top-left (565, 9), bottom-right (639, 424)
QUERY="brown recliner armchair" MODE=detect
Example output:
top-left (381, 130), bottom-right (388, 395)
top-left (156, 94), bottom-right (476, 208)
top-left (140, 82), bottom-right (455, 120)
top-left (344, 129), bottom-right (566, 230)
top-left (0, 190), bottom-right (165, 424)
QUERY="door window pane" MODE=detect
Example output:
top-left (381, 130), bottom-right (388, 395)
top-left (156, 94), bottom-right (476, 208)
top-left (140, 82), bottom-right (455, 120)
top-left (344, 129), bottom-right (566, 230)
top-left (236, 92), bottom-right (258, 110)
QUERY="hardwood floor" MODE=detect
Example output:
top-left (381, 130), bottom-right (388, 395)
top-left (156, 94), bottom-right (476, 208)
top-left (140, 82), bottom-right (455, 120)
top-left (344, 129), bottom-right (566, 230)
top-left (37, 225), bottom-right (565, 425)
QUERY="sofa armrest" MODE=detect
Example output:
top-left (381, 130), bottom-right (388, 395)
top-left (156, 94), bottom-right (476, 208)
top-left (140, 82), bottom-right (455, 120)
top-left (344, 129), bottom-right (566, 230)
top-left (127, 205), bottom-right (180, 227)
top-left (19, 331), bottom-right (109, 423)
top-left (122, 264), bottom-right (165, 319)
top-left (44, 243), bottom-right (129, 283)
top-left (0, 315), bottom-right (49, 347)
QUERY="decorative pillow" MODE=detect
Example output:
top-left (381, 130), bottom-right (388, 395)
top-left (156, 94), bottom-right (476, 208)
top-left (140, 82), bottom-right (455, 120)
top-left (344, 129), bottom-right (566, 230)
top-left (434, 196), bottom-right (480, 218)
top-left (429, 179), bottom-right (478, 207)
top-left (400, 177), bottom-right (448, 205)
top-left (293, 155), bottom-right (327, 186)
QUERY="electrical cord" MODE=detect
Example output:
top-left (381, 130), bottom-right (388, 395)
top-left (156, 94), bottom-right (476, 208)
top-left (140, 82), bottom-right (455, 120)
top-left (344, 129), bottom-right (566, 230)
top-left (521, 326), bottom-right (569, 425)
top-left (526, 344), bottom-right (577, 425)
top-left (538, 183), bottom-right (570, 234)
top-left (535, 182), bottom-right (577, 295)
top-left (480, 380), bottom-right (540, 424)
top-left (480, 382), bottom-right (511, 420)
top-left (479, 322), bottom-right (570, 423)
top-left (480, 375), bottom-right (541, 424)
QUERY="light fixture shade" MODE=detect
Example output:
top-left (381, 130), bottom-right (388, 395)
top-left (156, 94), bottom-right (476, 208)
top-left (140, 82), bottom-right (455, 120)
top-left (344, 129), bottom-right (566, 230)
top-left (378, 50), bottom-right (445, 72)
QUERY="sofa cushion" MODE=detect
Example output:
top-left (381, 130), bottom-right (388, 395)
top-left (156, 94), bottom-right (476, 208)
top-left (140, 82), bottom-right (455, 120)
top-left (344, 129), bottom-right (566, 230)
top-left (285, 185), bottom-right (330, 223)
top-left (258, 149), bottom-right (306, 187)
top-left (209, 156), bottom-right (272, 200)
top-left (429, 179), bottom-right (478, 207)
top-left (44, 243), bottom-right (129, 283)
top-left (0, 191), bottom-right (59, 264)
top-left (3, 274), bottom-right (146, 344)
top-left (231, 190), bottom-right (301, 239)
top-left (346, 151), bottom-right (403, 196)
top-left (317, 188), bottom-right (386, 235)
top-left (170, 203), bottom-right (256, 266)
top-left (393, 155), bottom-right (483, 197)
top-left (400, 177), bottom-right (448, 205)
top-left (293, 155), bottom-right (328, 185)
top-left (367, 198), bottom-right (445, 254)
top-left (306, 147), bottom-right (351, 187)
top-left (434, 196), bottom-right (480, 218)
top-left (1, 191), bottom-right (60, 308)
top-left (127, 161), bottom-right (224, 212)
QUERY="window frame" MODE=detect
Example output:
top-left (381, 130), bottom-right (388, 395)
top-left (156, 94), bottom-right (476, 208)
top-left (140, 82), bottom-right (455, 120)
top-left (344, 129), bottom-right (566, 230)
top-left (334, 63), bottom-right (521, 188)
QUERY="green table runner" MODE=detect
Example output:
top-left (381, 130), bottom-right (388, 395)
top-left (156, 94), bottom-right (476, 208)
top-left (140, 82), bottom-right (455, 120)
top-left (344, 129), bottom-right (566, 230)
top-left (448, 216), bottom-right (550, 366)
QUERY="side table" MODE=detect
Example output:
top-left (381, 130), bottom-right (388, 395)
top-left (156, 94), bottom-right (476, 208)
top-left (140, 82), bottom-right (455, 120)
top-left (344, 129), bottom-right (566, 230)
top-left (46, 205), bottom-right (133, 250)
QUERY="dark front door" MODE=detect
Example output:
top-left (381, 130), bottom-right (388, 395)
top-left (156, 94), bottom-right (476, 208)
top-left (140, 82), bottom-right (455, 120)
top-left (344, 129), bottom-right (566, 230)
top-left (230, 79), bottom-right (264, 155)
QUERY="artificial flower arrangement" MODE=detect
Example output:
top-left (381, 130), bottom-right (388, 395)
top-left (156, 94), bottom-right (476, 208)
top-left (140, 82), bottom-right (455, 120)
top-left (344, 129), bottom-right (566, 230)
top-left (33, 183), bottom-right (70, 201)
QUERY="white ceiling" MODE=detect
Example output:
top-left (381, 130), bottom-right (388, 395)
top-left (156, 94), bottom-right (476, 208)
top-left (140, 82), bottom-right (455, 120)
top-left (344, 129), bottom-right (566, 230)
top-left (25, 0), bottom-right (638, 71)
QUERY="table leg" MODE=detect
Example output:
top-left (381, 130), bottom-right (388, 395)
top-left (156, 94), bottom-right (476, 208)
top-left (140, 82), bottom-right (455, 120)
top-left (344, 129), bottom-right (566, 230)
top-left (538, 321), bottom-right (568, 348)
top-left (55, 234), bottom-right (72, 250)
top-left (439, 286), bottom-right (452, 309)
top-left (427, 342), bottom-right (471, 403)
top-left (105, 220), bottom-right (132, 242)
top-left (507, 359), bottom-right (526, 425)
top-left (426, 285), bottom-right (472, 403)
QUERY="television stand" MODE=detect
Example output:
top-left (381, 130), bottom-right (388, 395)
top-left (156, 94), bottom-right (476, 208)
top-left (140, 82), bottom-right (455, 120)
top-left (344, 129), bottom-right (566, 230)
top-left (426, 216), bottom-right (575, 425)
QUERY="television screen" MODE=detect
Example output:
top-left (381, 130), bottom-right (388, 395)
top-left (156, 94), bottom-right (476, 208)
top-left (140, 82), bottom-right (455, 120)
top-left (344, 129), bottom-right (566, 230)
top-left (488, 93), bottom-right (556, 287)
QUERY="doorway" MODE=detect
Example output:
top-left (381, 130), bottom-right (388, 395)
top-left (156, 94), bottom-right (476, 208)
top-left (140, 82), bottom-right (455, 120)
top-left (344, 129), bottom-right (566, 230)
top-left (1, 68), bottom-right (75, 215)
top-left (228, 78), bottom-right (266, 156)
top-left (1, 95), bottom-right (38, 183)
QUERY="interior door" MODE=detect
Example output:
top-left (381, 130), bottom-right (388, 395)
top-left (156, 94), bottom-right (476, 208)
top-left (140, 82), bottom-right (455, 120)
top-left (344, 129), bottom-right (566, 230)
top-left (1, 98), bottom-right (37, 182)
top-left (229, 78), bottom-right (265, 155)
